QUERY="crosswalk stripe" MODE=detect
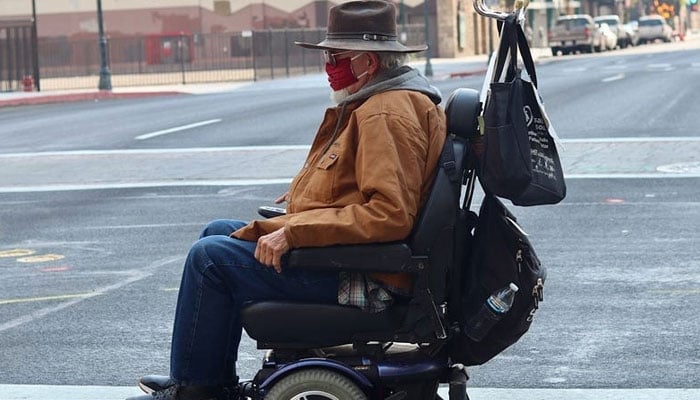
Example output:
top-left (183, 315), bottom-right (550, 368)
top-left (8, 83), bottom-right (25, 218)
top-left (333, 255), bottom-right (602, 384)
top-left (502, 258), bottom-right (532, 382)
top-left (0, 385), bottom-right (698, 400)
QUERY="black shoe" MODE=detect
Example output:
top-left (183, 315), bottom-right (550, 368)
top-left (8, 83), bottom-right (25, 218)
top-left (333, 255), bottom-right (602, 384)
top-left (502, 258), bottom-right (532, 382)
top-left (139, 375), bottom-right (176, 394)
top-left (126, 384), bottom-right (220, 400)
top-left (221, 381), bottom-right (252, 400)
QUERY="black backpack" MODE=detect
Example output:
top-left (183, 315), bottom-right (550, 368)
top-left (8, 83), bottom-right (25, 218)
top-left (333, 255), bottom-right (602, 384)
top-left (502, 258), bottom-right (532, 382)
top-left (449, 185), bottom-right (546, 365)
top-left (443, 87), bottom-right (546, 366)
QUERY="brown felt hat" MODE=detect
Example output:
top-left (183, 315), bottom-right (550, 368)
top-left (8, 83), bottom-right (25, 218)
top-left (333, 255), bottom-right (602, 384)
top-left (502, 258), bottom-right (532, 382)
top-left (295, 0), bottom-right (427, 53)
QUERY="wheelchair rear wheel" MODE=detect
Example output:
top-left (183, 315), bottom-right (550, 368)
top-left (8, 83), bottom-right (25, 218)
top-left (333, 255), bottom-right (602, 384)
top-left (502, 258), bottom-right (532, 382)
top-left (264, 368), bottom-right (368, 400)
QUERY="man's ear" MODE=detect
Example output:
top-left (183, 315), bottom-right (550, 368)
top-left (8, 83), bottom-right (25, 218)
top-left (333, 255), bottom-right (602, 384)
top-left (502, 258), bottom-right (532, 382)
top-left (367, 52), bottom-right (380, 75)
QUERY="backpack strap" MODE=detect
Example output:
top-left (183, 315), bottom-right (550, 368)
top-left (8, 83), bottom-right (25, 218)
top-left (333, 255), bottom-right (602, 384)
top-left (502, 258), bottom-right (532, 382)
top-left (439, 135), bottom-right (461, 199)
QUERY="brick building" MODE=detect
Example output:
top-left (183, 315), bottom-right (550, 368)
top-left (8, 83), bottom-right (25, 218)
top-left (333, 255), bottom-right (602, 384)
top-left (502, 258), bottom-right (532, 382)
top-left (4, 0), bottom-right (676, 59)
top-left (0, 0), bottom-right (504, 58)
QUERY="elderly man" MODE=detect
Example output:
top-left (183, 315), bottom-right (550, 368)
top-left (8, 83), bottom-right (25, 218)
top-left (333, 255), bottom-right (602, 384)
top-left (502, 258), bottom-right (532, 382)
top-left (129, 1), bottom-right (446, 399)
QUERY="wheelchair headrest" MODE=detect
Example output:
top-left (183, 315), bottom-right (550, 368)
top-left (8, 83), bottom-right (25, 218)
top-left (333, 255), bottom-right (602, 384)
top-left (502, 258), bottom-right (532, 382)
top-left (444, 88), bottom-right (481, 140)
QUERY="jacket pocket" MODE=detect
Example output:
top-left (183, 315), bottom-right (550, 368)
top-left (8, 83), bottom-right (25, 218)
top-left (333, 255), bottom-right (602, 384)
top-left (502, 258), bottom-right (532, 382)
top-left (302, 152), bottom-right (340, 203)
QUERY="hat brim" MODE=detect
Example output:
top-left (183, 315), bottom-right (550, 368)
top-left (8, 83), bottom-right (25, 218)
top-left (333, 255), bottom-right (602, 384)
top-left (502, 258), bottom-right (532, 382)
top-left (295, 39), bottom-right (427, 53)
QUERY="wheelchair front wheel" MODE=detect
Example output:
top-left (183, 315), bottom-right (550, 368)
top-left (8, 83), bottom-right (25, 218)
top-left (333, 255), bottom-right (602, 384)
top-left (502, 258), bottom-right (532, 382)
top-left (264, 368), bottom-right (368, 400)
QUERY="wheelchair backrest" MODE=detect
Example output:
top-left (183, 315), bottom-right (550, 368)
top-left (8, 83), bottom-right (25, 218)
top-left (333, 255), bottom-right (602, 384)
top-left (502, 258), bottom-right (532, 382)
top-left (407, 88), bottom-right (480, 304)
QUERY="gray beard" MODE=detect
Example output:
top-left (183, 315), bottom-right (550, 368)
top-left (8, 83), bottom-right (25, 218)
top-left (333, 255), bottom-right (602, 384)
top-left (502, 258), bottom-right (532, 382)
top-left (330, 88), bottom-right (350, 105)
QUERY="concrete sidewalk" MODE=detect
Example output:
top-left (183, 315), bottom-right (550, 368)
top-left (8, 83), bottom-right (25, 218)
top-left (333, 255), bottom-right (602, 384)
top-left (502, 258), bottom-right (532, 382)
top-left (0, 81), bottom-right (254, 108)
top-left (0, 52), bottom-right (504, 108)
top-left (1, 138), bottom-right (699, 194)
top-left (3, 37), bottom-right (697, 108)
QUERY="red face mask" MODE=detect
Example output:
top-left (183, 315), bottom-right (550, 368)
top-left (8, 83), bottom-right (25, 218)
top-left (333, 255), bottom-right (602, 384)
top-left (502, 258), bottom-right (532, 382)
top-left (325, 57), bottom-right (358, 91)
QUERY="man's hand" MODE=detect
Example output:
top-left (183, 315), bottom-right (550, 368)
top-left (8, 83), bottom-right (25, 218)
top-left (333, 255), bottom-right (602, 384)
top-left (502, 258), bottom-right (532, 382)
top-left (275, 191), bottom-right (289, 204)
top-left (255, 227), bottom-right (290, 273)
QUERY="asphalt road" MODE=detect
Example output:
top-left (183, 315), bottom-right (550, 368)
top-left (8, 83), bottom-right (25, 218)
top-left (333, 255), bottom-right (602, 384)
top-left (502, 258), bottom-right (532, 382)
top-left (0, 39), bottom-right (699, 395)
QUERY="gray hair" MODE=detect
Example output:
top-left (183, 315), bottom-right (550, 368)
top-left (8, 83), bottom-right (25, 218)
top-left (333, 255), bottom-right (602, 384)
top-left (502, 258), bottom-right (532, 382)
top-left (375, 52), bottom-right (408, 70)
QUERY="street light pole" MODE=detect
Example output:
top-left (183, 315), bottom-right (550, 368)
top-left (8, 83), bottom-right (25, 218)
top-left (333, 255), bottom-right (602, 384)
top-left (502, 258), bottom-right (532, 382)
top-left (400, 0), bottom-right (406, 40)
top-left (31, 0), bottom-right (41, 91)
top-left (96, 0), bottom-right (112, 90)
top-left (423, 0), bottom-right (433, 77)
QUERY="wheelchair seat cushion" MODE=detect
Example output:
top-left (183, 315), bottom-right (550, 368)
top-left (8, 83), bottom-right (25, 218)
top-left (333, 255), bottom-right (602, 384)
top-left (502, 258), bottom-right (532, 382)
top-left (241, 301), bottom-right (408, 348)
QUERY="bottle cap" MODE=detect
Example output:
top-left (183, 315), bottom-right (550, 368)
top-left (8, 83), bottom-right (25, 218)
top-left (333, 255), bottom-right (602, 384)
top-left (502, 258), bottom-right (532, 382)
top-left (509, 283), bottom-right (519, 292)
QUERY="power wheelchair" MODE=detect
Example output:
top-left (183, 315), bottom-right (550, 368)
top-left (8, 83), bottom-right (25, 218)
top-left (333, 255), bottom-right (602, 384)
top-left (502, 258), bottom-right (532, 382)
top-left (240, 88), bottom-right (481, 400)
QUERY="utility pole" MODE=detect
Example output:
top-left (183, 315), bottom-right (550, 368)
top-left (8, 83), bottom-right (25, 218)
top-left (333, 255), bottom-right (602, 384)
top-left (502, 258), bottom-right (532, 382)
top-left (97, 0), bottom-right (112, 90)
top-left (31, 0), bottom-right (41, 91)
top-left (400, 0), bottom-right (406, 42)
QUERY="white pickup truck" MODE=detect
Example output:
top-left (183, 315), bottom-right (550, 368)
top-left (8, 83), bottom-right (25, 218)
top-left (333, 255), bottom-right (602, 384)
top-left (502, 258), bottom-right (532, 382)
top-left (549, 14), bottom-right (603, 55)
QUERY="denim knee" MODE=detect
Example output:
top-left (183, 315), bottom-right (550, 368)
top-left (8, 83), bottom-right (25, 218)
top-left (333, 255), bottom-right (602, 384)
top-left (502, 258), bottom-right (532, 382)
top-left (200, 219), bottom-right (246, 238)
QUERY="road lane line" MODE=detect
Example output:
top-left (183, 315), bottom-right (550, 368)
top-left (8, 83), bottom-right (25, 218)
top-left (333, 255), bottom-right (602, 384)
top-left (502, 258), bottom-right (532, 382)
top-left (0, 249), bottom-right (36, 258)
top-left (602, 73), bottom-right (625, 82)
top-left (603, 65), bottom-right (627, 70)
top-left (2, 139), bottom-right (700, 194)
top-left (5, 138), bottom-right (700, 159)
top-left (4, 139), bottom-right (700, 159)
top-left (0, 178), bottom-right (294, 193)
top-left (16, 253), bottom-right (65, 263)
top-left (0, 145), bottom-right (311, 158)
top-left (135, 119), bottom-right (222, 140)
top-left (647, 63), bottom-right (673, 71)
top-left (0, 256), bottom-right (181, 333)
top-left (0, 385), bottom-right (698, 400)
top-left (0, 293), bottom-right (93, 306)
top-left (561, 137), bottom-right (700, 143)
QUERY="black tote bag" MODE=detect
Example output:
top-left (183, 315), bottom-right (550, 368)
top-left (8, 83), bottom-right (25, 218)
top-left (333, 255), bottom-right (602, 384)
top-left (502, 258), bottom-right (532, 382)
top-left (480, 15), bottom-right (566, 206)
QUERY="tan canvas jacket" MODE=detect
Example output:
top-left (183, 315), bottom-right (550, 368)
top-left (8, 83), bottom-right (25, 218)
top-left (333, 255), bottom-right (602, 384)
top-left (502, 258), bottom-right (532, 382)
top-left (233, 67), bottom-right (446, 290)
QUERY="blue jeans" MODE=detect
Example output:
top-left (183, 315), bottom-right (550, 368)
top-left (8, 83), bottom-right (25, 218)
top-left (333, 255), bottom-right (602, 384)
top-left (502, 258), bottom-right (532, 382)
top-left (170, 219), bottom-right (340, 386)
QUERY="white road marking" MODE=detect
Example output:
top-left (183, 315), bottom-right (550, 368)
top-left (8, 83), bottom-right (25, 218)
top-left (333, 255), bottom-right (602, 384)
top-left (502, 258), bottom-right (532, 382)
top-left (647, 63), bottom-right (674, 71)
top-left (602, 73), bottom-right (625, 82)
top-left (2, 139), bottom-right (700, 194)
top-left (0, 256), bottom-right (181, 333)
top-left (562, 136), bottom-right (700, 143)
top-left (0, 179), bottom-right (294, 193)
top-left (603, 64), bottom-right (627, 70)
top-left (5, 138), bottom-right (700, 159)
top-left (566, 173), bottom-right (700, 179)
top-left (0, 145), bottom-right (311, 158)
top-left (0, 385), bottom-right (698, 400)
top-left (134, 119), bottom-right (222, 140)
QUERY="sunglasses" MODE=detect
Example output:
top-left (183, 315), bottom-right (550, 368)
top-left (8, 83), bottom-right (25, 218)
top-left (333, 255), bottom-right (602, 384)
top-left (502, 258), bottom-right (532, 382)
top-left (323, 50), bottom-right (354, 67)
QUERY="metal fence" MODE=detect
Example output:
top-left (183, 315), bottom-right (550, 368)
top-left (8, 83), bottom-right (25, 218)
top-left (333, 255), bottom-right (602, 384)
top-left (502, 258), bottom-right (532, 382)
top-left (0, 20), bottom-right (37, 92)
top-left (33, 24), bottom-right (427, 91)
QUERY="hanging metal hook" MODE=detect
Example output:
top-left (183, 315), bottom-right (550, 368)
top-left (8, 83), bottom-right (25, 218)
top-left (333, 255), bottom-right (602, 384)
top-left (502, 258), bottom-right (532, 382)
top-left (473, 0), bottom-right (529, 21)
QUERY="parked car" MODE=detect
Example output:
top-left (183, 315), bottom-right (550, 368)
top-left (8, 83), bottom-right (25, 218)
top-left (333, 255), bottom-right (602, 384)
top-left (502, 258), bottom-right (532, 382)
top-left (623, 20), bottom-right (640, 46)
top-left (637, 15), bottom-right (673, 44)
top-left (596, 22), bottom-right (618, 51)
top-left (549, 14), bottom-right (603, 55)
top-left (594, 15), bottom-right (632, 48)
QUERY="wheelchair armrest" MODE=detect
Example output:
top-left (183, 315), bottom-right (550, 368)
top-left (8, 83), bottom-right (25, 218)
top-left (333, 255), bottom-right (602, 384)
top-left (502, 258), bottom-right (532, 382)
top-left (287, 243), bottom-right (416, 274)
top-left (258, 206), bottom-right (286, 218)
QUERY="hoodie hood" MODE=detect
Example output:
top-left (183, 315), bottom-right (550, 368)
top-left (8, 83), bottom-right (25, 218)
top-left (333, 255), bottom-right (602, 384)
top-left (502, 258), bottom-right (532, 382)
top-left (318, 65), bottom-right (442, 157)
top-left (343, 65), bottom-right (442, 106)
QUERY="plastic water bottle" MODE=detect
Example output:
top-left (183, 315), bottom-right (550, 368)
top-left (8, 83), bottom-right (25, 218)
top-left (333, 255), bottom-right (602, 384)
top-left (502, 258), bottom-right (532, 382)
top-left (465, 283), bottom-right (519, 342)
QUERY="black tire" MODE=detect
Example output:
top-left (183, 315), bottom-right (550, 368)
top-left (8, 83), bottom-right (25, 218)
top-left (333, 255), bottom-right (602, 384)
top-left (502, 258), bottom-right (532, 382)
top-left (265, 368), bottom-right (368, 400)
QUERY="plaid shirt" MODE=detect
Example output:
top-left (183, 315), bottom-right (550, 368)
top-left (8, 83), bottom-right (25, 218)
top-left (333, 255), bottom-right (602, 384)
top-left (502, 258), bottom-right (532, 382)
top-left (337, 272), bottom-right (408, 313)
